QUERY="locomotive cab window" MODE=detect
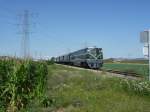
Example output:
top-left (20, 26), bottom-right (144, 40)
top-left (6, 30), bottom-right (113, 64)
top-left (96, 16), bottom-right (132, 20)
top-left (86, 54), bottom-right (95, 59)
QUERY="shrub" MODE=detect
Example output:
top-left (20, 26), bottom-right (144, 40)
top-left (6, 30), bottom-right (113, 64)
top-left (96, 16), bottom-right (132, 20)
top-left (120, 79), bottom-right (150, 96)
top-left (46, 60), bottom-right (55, 65)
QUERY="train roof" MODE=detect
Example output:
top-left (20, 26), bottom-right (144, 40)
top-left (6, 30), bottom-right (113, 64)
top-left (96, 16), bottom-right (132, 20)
top-left (87, 46), bottom-right (96, 49)
top-left (55, 47), bottom-right (102, 58)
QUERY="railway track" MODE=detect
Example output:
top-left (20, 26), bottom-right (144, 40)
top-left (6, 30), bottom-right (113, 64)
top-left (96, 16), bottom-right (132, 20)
top-left (57, 64), bottom-right (142, 80)
top-left (101, 69), bottom-right (142, 78)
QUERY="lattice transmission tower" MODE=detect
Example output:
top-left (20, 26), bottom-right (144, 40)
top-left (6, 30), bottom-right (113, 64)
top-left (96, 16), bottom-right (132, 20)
top-left (21, 10), bottom-right (31, 59)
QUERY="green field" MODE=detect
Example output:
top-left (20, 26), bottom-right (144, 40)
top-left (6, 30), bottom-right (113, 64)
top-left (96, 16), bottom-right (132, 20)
top-left (28, 64), bottom-right (150, 112)
top-left (104, 59), bottom-right (148, 64)
top-left (102, 63), bottom-right (149, 79)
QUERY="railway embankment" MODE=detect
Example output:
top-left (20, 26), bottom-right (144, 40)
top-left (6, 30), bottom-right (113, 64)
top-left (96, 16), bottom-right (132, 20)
top-left (37, 64), bottom-right (150, 112)
top-left (56, 64), bottom-right (142, 80)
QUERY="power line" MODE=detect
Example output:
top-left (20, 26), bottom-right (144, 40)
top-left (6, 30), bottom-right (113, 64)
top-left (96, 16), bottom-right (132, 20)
top-left (0, 5), bottom-right (16, 14)
top-left (0, 13), bottom-right (17, 25)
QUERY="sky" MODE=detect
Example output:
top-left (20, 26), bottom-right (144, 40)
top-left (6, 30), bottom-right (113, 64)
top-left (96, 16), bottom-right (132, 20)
top-left (0, 0), bottom-right (150, 59)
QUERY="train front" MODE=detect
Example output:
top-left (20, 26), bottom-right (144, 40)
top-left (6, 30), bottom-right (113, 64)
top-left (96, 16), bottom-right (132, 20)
top-left (86, 47), bottom-right (103, 69)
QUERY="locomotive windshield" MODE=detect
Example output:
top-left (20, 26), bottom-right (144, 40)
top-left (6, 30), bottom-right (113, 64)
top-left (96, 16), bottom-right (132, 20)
top-left (86, 48), bottom-right (103, 59)
top-left (96, 48), bottom-right (103, 59)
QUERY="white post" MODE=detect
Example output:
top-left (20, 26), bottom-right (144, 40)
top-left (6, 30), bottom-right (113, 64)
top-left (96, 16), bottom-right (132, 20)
top-left (140, 30), bottom-right (150, 81)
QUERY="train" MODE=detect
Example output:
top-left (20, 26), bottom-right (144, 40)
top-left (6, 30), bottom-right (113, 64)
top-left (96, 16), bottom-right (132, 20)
top-left (55, 47), bottom-right (103, 69)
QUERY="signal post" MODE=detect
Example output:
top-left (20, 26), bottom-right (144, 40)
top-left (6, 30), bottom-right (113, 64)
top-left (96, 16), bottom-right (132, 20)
top-left (140, 30), bottom-right (150, 81)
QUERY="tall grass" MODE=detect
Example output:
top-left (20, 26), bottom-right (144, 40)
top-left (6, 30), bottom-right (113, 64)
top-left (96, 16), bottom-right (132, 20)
top-left (0, 59), bottom-right (48, 111)
top-left (43, 64), bottom-right (150, 112)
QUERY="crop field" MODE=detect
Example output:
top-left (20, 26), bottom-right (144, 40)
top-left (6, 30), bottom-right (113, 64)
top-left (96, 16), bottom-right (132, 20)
top-left (28, 64), bottom-right (150, 112)
top-left (0, 59), bottom-right (48, 112)
top-left (102, 63), bottom-right (149, 79)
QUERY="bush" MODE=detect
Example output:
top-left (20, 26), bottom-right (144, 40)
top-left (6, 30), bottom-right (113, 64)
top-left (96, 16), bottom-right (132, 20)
top-left (46, 60), bottom-right (55, 65)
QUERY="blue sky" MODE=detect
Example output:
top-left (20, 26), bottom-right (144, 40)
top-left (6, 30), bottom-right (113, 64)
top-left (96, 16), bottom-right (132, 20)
top-left (0, 0), bottom-right (150, 59)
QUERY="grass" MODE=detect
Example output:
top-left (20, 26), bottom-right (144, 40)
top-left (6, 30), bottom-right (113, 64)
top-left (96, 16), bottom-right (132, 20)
top-left (102, 63), bottom-right (149, 79)
top-left (29, 64), bottom-right (150, 112)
